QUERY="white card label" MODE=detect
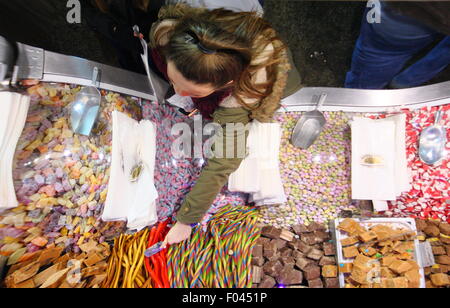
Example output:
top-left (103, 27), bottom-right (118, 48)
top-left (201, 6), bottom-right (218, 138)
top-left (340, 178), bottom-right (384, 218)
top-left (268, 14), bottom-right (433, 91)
top-left (418, 241), bottom-right (435, 268)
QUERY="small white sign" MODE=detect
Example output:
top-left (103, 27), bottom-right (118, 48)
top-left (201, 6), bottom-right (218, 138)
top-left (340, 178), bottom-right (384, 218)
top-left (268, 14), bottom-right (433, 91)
top-left (418, 241), bottom-right (435, 268)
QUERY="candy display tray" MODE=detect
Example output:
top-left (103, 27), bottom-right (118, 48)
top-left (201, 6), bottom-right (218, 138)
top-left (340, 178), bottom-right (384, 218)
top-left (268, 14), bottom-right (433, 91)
top-left (331, 218), bottom-right (426, 288)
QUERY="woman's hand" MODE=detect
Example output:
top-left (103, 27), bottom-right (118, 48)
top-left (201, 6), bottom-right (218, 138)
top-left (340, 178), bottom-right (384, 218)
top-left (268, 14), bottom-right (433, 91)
top-left (161, 222), bottom-right (192, 248)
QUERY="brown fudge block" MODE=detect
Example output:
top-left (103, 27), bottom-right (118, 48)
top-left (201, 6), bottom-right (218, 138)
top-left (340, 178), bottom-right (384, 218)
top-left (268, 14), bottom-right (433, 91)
top-left (381, 278), bottom-right (396, 288)
top-left (432, 246), bottom-right (446, 256)
top-left (259, 276), bottom-right (276, 288)
top-left (306, 248), bottom-right (324, 261)
top-left (322, 265), bottom-right (338, 278)
top-left (359, 231), bottom-right (378, 243)
top-left (303, 265), bottom-right (321, 280)
top-left (307, 222), bottom-right (327, 233)
top-left (313, 231), bottom-right (331, 243)
top-left (359, 246), bottom-right (377, 257)
top-left (338, 219), bottom-right (362, 234)
top-left (281, 257), bottom-right (296, 267)
top-left (263, 241), bottom-right (278, 261)
top-left (273, 239), bottom-right (288, 250)
top-left (252, 266), bottom-right (263, 284)
top-left (353, 254), bottom-right (373, 269)
top-left (297, 241), bottom-right (313, 254)
top-left (426, 280), bottom-right (437, 288)
top-left (350, 266), bottom-right (370, 285)
top-left (340, 237), bottom-right (359, 247)
top-left (319, 256), bottom-right (336, 266)
top-left (415, 219), bottom-right (428, 232)
top-left (292, 250), bottom-right (304, 260)
top-left (261, 226), bottom-right (282, 239)
top-left (324, 277), bottom-right (340, 288)
top-left (440, 235), bottom-right (450, 245)
top-left (343, 246), bottom-right (359, 259)
top-left (439, 223), bottom-right (450, 236)
top-left (430, 273), bottom-right (450, 287)
top-left (295, 257), bottom-right (315, 271)
top-left (405, 269), bottom-right (421, 288)
top-left (424, 225), bottom-right (441, 237)
top-left (381, 256), bottom-right (398, 267)
top-left (445, 245), bottom-right (450, 256)
top-left (393, 277), bottom-right (409, 288)
top-left (280, 230), bottom-right (295, 242)
top-left (287, 239), bottom-right (301, 250)
top-left (292, 224), bottom-right (309, 235)
top-left (279, 247), bottom-right (293, 258)
top-left (389, 260), bottom-right (413, 274)
top-left (251, 256), bottom-right (264, 267)
top-left (252, 243), bottom-right (263, 258)
top-left (308, 278), bottom-right (324, 288)
top-left (323, 242), bottom-right (336, 256)
top-left (380, 267), bottom-right (394, 278)
top-left (276, 266), bottom-right (303, 285)
top-left (436, 255), bottom-right (450, 265)
top-left (338, 263), bottom-right (353, 274)
top-left (301, 233), bottom-right (319, 246)
top-left (431, 265), bottom-right (444, 274)
top-left (263, 260), bottom-right (283, 277)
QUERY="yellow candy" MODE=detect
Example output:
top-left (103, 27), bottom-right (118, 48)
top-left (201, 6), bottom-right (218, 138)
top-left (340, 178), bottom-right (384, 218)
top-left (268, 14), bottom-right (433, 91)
top-left (2, 237), bottom-right (19, 244)
top-left (77, 236), bottom-right (85, 246)
top-left (54, 118), bottom-right (67, 129)
top-left (53, 144), bottom-right (65, 152)
top-left (100, 190), bottom-right (107, 203)
top-left (88, 144), bottom-right (99, 152)
top-left (427, 238), bottom-right (439, 242)
top-left (36, 198), bottom-right (58, 208)
top-left (87, 217), bottom-right (96, 226)
top-left (72, 217), bottom-right (81, 227)
top-left (25, 139), bottom-right (42, 151)
top-left (74, 226), bottom-right (81, 234)
top-left (88, 193), bottom-right (95, 202)
top-left (83, 232), bottom-right (92, 239)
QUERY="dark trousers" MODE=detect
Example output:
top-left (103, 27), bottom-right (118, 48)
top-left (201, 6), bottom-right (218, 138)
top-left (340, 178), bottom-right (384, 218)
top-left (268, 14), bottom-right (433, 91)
top-left (345, 4), bottom-right (450, 89)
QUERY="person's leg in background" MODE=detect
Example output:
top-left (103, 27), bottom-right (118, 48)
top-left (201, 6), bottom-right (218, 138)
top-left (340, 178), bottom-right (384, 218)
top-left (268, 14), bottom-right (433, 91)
top-left (345, 3), bottom-right (441, 89)
top-left (390, 36), bottom-right (450, 88)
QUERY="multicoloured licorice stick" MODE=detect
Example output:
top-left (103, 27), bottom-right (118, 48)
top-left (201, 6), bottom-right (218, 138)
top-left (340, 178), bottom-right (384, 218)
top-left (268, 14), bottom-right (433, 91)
top-left (168, 205), bottom-right (261, 288)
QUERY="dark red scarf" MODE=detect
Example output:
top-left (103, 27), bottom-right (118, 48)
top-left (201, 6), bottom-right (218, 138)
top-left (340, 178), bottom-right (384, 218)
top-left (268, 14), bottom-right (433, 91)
top-left (150, 49), bottom-right (233, 119)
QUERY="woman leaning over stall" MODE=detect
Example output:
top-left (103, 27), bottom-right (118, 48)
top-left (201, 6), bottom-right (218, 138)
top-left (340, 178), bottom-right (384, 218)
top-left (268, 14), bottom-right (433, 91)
top-left (148, 4), bottom-right (301, 246)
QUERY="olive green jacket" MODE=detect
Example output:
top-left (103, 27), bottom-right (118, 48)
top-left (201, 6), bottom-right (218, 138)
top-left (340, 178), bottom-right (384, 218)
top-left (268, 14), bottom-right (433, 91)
top-left (176, 107), bottom-right (251, 224)
top-left (176, 57), bottom-right (301, 224)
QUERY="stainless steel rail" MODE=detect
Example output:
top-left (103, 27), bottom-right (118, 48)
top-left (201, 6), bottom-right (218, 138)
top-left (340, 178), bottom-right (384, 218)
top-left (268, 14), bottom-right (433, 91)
top-left (3, 39), bottom-right (450, 112)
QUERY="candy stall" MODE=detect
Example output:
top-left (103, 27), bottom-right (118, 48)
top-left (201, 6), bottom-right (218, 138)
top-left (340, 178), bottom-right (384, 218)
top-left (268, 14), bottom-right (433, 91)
top-left (0, 37), bottom-right (449, 289)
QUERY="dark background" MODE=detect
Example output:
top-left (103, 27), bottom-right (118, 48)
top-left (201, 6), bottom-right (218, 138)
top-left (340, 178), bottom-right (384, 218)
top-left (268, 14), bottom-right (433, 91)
top-left (0, 0), bottom-right (449, 87)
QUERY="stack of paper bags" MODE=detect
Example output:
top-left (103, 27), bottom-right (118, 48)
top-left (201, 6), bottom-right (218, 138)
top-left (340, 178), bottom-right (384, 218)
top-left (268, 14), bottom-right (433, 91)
top-left (0, 92), bottom-right (30, 212)
top-left (102, 110), bottom-right (158, 230)
top-left (351, 114), bottom-right (410, 211)
top-left (229, 121), bottom-right (287, 206)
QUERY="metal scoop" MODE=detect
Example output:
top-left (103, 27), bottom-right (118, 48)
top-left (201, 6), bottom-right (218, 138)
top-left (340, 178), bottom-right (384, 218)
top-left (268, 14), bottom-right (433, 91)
top-left (69, 67), bottom-right (101, 136)
top-left (291, 93), bottom-right (327, 149)
top-left (419, 110), bottom-right (447, 165)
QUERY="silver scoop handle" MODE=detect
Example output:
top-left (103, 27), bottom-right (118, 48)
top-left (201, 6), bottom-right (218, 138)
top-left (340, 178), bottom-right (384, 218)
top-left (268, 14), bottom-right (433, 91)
top-left (315, 93), bottom-right (327, 110)
top-left (434, 110), bottom-right (443, 125)
top-left (91, 67), bottom-right (99, 87)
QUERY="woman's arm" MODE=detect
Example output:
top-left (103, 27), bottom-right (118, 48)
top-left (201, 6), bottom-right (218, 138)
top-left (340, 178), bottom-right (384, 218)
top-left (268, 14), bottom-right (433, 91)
top-left (176, 106), bottom-right (251, 224)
